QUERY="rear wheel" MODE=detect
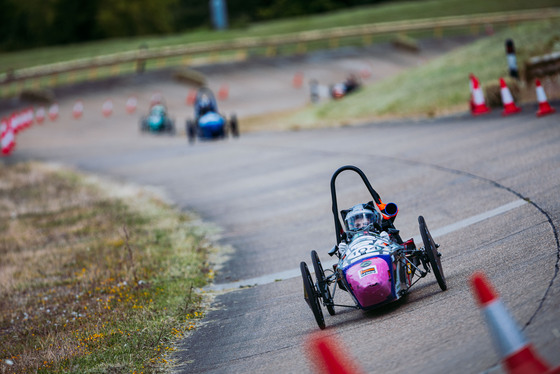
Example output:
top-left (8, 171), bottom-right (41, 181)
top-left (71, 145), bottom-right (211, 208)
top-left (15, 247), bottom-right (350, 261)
top-left (139, 117), bottom-right (148, 132)
top-left (301, 261), bottom-right (325, 329)
top-left (311, 250), bottom-right (335, 316)
top-left (419, 216), bottom-right (447, 291)
top-left (186, 120), bottom-right (196, 144)
top-left (166, 118), bottom-right (175, 135)
top-left (230, 115), bottom-right (239, 138)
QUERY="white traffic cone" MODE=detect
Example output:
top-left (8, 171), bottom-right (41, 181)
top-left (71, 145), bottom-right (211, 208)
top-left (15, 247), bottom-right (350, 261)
top-left (470, 74), bottom-right (490, 115)
top-left (535, 79), bottom-right (556, 117)
top-left (73, 100), bottom-right (84, 119)
top-left (499, 78), bottom-right (521, 116)
top-left (126, 96), bottom-right (138, 114)
top-left (470, 272), bottom-right (556, 374)
top-left (102, 99), bottom-right (113, 117)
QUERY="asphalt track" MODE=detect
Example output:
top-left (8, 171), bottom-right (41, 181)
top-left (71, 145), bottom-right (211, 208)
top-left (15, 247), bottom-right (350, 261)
top-left (5, 41), bottom-right (560, 373)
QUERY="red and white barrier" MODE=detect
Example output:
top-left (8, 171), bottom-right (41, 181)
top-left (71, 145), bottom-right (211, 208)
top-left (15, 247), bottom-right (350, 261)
top-left (35, 107), bottom-right (46, 124)
top-left (1, 117), bottom-right (16, 156)
top-left (499, 78), bottom-right (521, 116)
top-left (48, 103), bottom-right (59, 121)
top-left (73, 100), bottom-right (84, 119)
top-left (535, 79), bottom-right (556, 117)
top-left (102, 99), bottom-right (113, 117)
top-left (126, 96), bottom-right (138, 114)
top-left (10, 108), bottom-right (34, 134)
top-left (306, 333), bottom-right (365, 374)
top-left (470, 272), bottom-right (558, 374)
top-left (22, 108), bottom-right (34, 130)
top-left (470, 74), bottom-right (490, 115)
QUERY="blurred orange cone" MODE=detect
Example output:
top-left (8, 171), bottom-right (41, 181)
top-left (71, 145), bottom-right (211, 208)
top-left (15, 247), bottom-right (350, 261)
top-left (499, 78), bottom-right (521, 116)
top-left (48, 103), bottom-right (59, 121)
top-left (218, 84), bottom-right (229, 100)
top-left (126, 96), bottom-right (138, 114)
top-left (535, 79), bottom-right (556, 117)
top-left (35, 107), bottom-right (46, 124)
top-left (306, 332), bottom-right (365, 374)
top-left (73, 100), bottom-right (84, 119)
top-left (470, 74), bottom-right (490, 115)
top-left (102, 99), bottom-right (113, 117)
top-left (293, 72), bottom-right (304, 88)
top-left (470, 272), bottom-right (557, 374)
top-left (186, 90), bottom-right (197, 106)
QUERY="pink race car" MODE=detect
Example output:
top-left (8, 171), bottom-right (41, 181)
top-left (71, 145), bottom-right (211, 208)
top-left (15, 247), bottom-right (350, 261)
top-left (300, 165), bottom-right (447, 330)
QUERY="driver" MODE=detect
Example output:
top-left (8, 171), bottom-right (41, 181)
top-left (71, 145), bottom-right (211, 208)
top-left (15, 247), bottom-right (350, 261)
top-left (343, 204), bottom-right (381, 231)
top-left (195, 94), bottom-right (217, 118)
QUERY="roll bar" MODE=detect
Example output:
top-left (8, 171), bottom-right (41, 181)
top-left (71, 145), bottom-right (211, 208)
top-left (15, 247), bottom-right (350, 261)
top-left (330, 165), bottom-right (382, 244)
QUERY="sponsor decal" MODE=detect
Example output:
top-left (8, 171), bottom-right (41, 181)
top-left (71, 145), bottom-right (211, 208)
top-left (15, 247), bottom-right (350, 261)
top-left (359, 266), bottom-right (378, 278)
top-left (360, 260), bottom-right (372, 268)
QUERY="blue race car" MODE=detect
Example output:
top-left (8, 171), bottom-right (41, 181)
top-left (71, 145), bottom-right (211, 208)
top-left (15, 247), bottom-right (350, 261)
top-left (186, 87), bottom-right (238, 143)
top-left (140, 103), bottom-right (175, 134)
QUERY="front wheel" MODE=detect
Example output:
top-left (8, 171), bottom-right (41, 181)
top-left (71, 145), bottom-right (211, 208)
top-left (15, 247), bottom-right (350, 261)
top-left (166, 119), bottom-right (176, 135)
top-left (419, 216), bottom-right (447, 291)
top-left (301, 261), bottom-right (325, 330)
top-left (311, 250), bottom-right (335, 316)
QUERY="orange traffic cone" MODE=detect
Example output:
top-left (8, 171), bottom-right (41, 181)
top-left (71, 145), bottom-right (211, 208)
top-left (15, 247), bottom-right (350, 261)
top-left (73, 100), bottom-right (84, 119)
top-left (35, 107), bottom-right (46, 124)
top-left (102, 99), bottom-right (113, 117)
top-left (470, 74), bottom-right (491, 115)
top-left (48, 103), bottom-right (59, 121)
top-left (470, 272), bottom-right (557, 374)
top-left (218, 84), bottom-right (229, 100)
top-left (535, 79), bottom-right (556, 117)
top-left (186, 90), bottom-right (196, 106)
top-left (293, 72), bottom-right (304, 89)
top-left (499, 78), bottom-right (521, 116)
top-left (126, 96), bottom-right (138, 114)
top-left (306, 332), bottom-right (365, 374)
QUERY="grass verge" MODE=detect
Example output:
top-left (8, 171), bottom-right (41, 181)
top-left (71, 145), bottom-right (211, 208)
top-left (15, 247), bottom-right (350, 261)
top-left (252, 18), bottom-right (560, 131)
top-left (0, 162), bottom-right (219, 374)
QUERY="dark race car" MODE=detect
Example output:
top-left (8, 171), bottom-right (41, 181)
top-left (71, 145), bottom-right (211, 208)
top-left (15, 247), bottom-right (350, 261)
top-left (186, 87), bottom-right (238, 143)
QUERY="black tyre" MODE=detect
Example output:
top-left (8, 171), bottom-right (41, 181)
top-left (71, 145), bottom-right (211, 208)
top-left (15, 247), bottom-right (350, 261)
top-left (139, 117), bottom-right (148, 132)
top-left (311, 250), bottom-right (335, 316)
top-left (301, 261), bottom-right (325, 330)
top-left (166, 119), bottom-right (176, 135)
top-left (230, 115), bottom-right (239, 138)
top-left (419, 216), bottom-right (447, 291)
top-left (186, 120), bottom-right (196, 144)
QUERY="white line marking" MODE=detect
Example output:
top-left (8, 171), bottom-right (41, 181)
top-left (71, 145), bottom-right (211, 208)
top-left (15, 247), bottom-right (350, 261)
top-left (206, 199), bottom-right (527, 292)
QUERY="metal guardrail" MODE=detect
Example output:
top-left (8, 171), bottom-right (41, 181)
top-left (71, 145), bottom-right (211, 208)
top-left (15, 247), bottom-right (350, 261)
top-left (1, 8), bottom-right (559, 96)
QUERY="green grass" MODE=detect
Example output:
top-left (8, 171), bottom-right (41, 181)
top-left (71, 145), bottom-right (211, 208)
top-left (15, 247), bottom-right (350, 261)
top-left (274, 18), bottom-right (560, 129)
top-left (0, 162), bottom-right (219, 373)
top-left (0, 0), bottom-right (559, 73)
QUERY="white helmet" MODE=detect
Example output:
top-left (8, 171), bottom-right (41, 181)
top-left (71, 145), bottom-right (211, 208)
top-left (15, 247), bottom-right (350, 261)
top-left (344, 204), bottom-right (380, 231)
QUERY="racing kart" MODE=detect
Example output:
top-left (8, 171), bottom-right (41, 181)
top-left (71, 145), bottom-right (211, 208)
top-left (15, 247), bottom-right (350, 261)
top-left (300, 165), bottom-right (447, 330)
top-left (186, 87), bottom-right (239, 143)
top-left (330, 74), bottom-right (361, 99)
top-left (139, 103), bottom-right (176, 134)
